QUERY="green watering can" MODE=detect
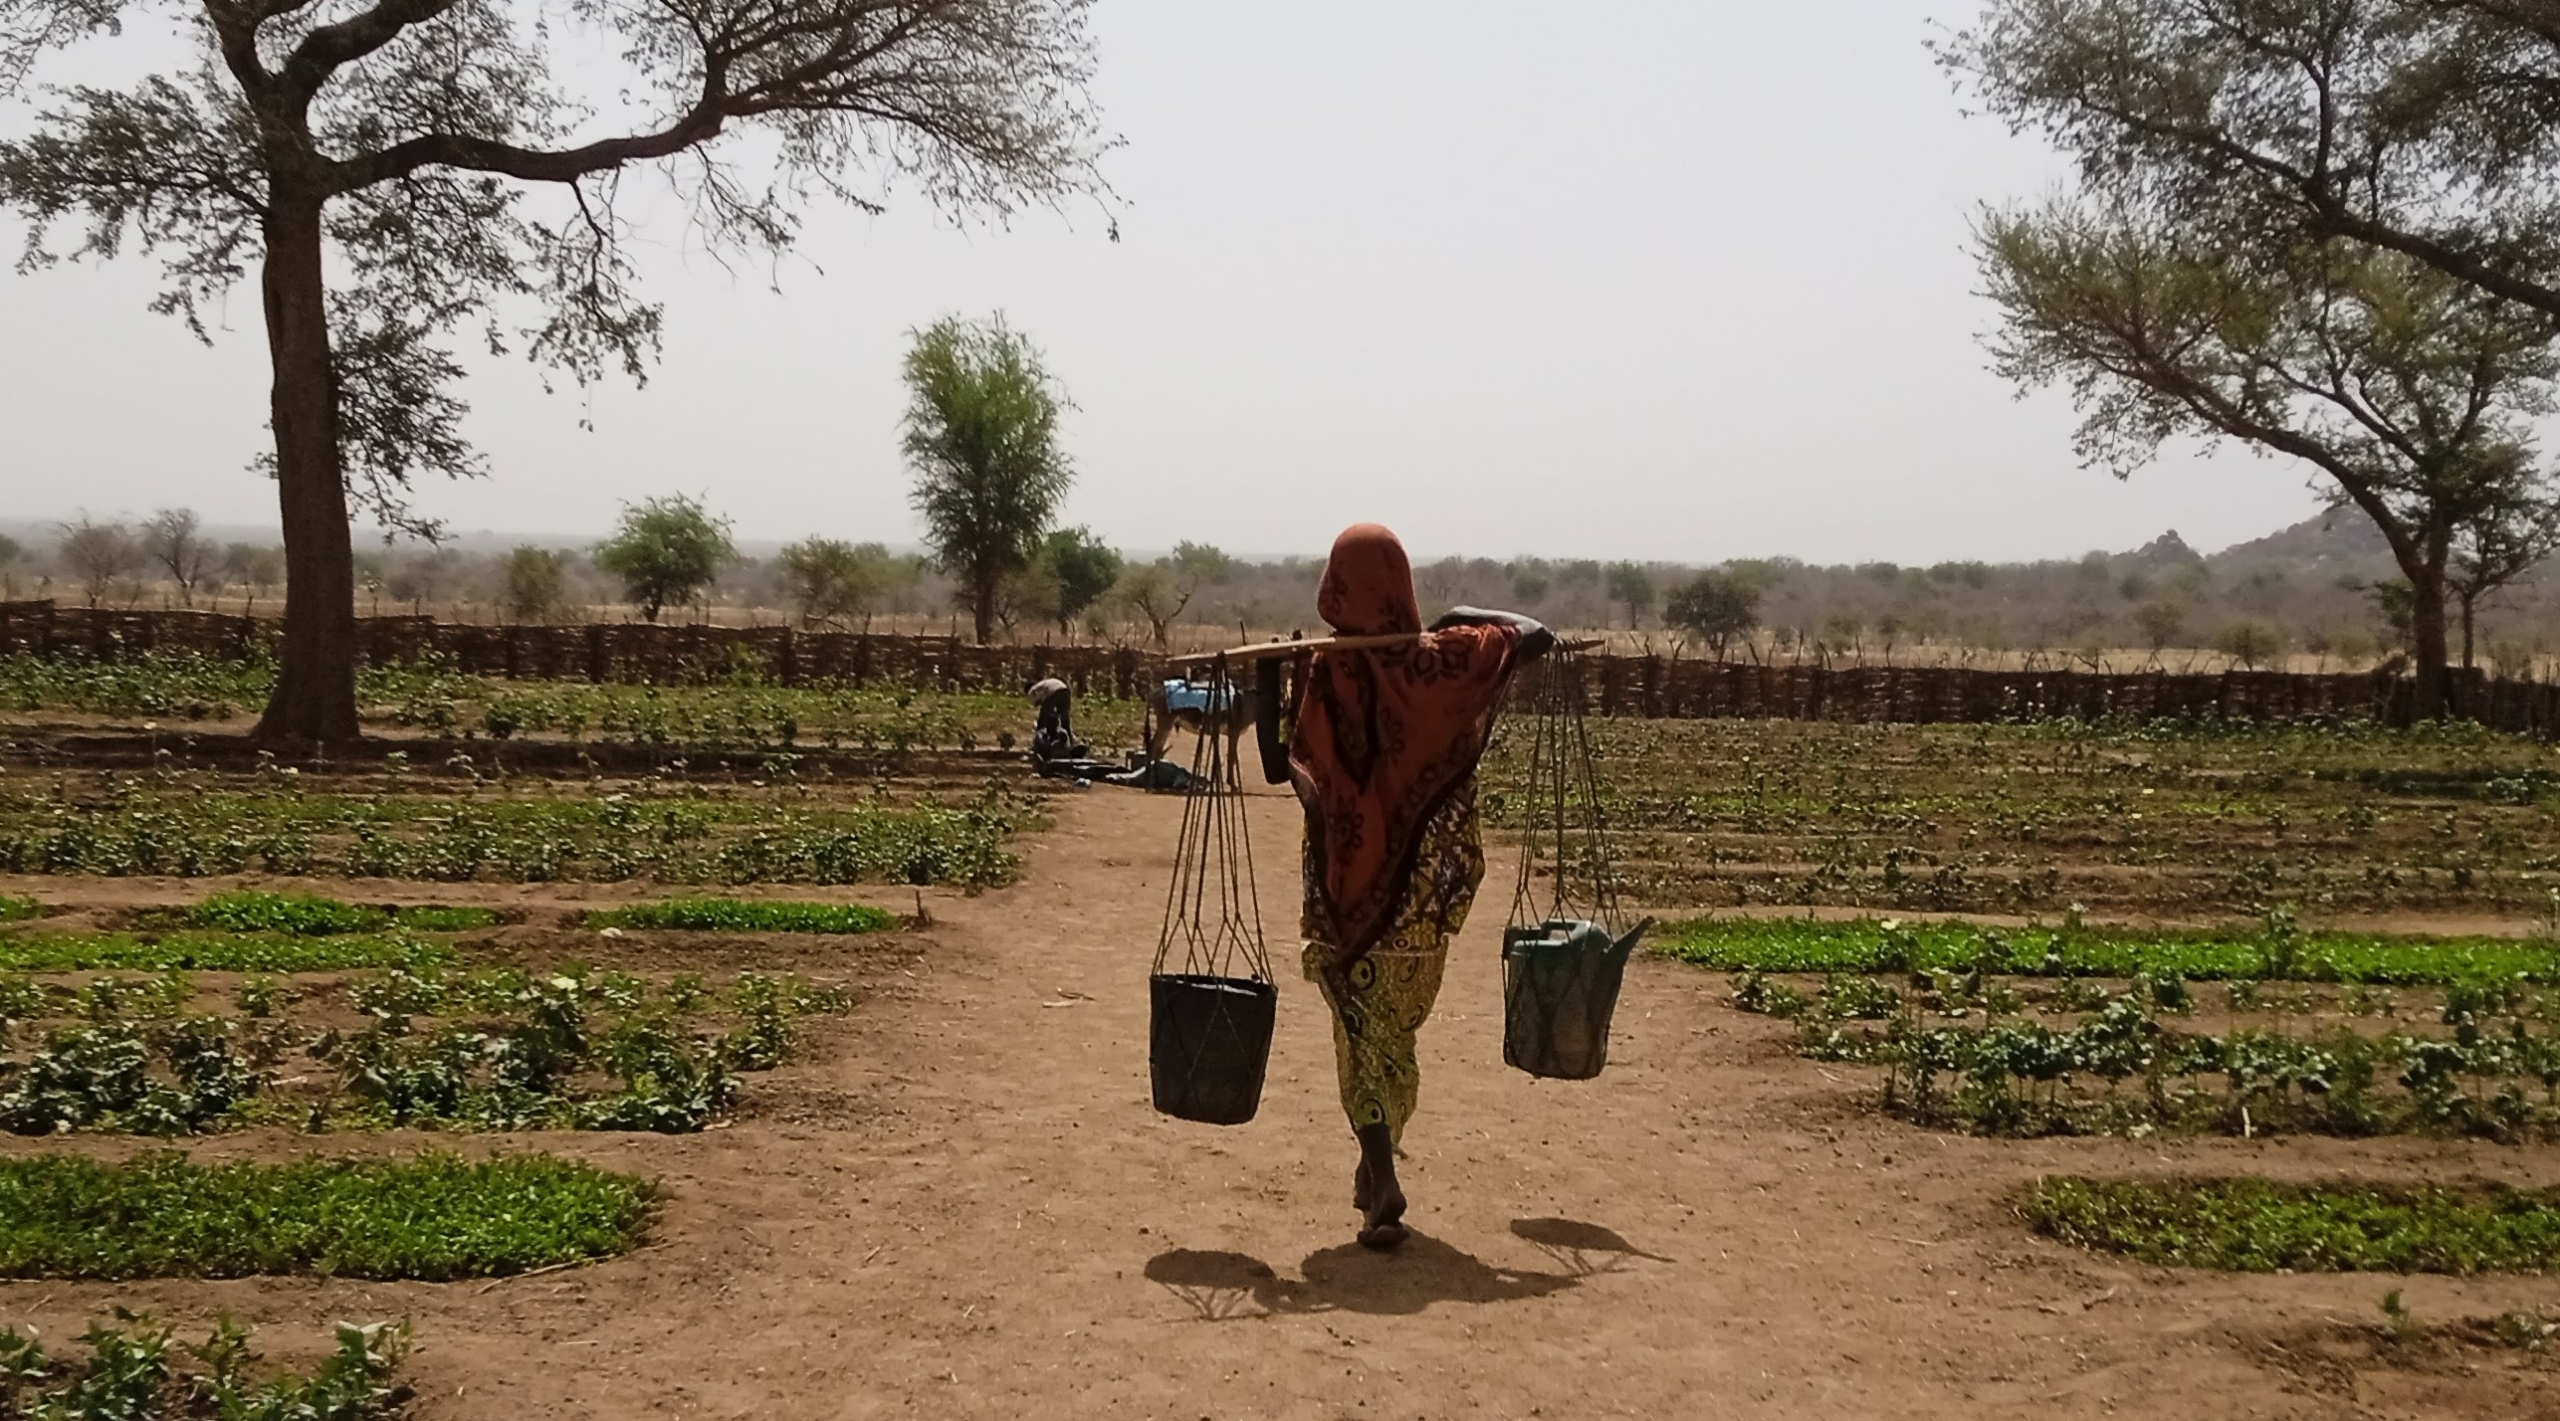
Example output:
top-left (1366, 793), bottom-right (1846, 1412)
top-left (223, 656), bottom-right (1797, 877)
top-left (1501, 916), bottom-right (1653, 1080)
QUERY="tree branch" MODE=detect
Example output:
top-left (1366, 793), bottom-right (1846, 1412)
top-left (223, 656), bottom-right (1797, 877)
top-left (1, 0), bottom-right (126, 94)
top-left (2004, 20), bottom-right (2560, 320)
top-left (199, 0), bottom-right (276, 99)
top-left (337, 88), bottom-right (726, 190)
top-left (279, 0), bottom-right (463, 101)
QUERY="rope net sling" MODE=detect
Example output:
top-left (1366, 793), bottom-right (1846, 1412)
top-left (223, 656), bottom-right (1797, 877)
top-left (1506, 648), bottom-right (1624, 934)
top-left (1499, 648), bottom-right (1644, 1080)
top-left (1148, 657), bottom-right (1277, 1123)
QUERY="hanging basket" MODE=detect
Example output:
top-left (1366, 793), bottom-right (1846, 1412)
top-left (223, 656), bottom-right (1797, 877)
top-left (1148, 657), bottom-right (1277, 1125)
top-left (1499, 651), bottom-right (1650, 1081)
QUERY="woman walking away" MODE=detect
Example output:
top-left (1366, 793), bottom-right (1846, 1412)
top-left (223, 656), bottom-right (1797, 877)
top-left (1256, 524), bottom-right (1552, 1250)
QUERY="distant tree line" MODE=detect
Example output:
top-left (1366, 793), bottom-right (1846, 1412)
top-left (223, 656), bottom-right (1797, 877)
top-left (18, 502), bottom-right (2553, 676)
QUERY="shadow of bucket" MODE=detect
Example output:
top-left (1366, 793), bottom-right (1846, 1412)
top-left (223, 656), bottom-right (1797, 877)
top-left (1502, 918), bottom-right (1647, 1080)
top-left (1150, 973), bottom-right (1278, 1124)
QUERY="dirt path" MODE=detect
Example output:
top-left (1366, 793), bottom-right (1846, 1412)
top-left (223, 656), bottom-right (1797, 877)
top-left (18, 787), bottom-right (2560, 1417)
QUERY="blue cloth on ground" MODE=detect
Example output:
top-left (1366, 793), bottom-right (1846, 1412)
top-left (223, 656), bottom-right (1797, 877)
top-left (1161, 678), bottom-right (1234, 715)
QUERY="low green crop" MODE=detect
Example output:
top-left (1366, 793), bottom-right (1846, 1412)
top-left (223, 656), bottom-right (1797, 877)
top-left (0, 1020), bottom-right (257, 1136)
top-left (0, 1152), bottom-right (653, 1279)
top-left (0, 931), bottom-right (449, 973)
top-left (0, 897), bottom-right (36, 925)
top-left (182, 890), bottom-right (498, 936)
top-left (0, 965), bottom-right (841, 1138)
top-left (322, 967), bottom-right (841, 1133)
top-left (0, 788), bottom-right (1023, 888)
top-left (1663, 915), bottom-right (2560, 986)
top-left (1782, 979), bottom-right (2560, 1141)
top-left (586, 897), bottom-right (896, 935)
top-left (0, 1315), bottom-right (407, 1419)
top-left (2023, 1176), bottom-right (2560, 1273)
top-left (0, 648), bottom-right (276, 719)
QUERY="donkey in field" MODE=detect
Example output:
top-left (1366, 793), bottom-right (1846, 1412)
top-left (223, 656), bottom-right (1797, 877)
top-left (1143, 672), bottom-right (1261, 769)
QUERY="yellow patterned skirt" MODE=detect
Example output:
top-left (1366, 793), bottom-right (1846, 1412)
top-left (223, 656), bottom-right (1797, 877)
top-left (1303, 780), bottom-right (1487, 1143)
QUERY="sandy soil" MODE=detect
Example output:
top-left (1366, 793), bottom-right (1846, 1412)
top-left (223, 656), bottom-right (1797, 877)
top-left (9, 786), bottom-right (2560, 1419)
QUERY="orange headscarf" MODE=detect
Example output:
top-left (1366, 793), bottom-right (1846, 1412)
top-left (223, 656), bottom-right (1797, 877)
top-left (1287, 524), bottom-right (1526, 961)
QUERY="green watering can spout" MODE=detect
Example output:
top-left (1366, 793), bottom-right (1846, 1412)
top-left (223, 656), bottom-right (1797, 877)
top-left (1610, 916), bottom-right (1655, 966)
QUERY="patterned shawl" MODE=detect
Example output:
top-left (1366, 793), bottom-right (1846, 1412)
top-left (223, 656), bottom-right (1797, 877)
top-left (1287, 524), bottom-right (1525, 961)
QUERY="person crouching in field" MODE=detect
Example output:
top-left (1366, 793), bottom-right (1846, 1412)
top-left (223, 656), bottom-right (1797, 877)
top-left (1255, 524), bottom-right (1551, 1249)
top-left (1026, 677), bottom-right (1086, 766)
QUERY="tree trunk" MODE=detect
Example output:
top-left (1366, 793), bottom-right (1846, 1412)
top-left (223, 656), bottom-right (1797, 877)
top-left (251, 190), bottom-right (361, 745)
top-left (2459, 591), bottom-right (2478, 671)
top-left (972, 571), bottom-right (996, 644)
top-left (2410, 569), bottom-right (2451, 720)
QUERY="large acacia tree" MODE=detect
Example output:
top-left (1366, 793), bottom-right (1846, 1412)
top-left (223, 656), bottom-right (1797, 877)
top-left (0, 0), bottom-right (1105, 742)
top-left (1978, 204), bottom-right (2557, 717)
top-left (1948, 0), bottom-right (2560, 713)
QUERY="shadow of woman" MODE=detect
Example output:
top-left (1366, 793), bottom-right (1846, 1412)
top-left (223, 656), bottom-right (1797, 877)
top-left (1507, 1217), bottom-right (1675, 1278)
top-left (1144, 1237), bottom-right (1576, 1323)
top-left (1295, 1233), bottom-right (1578, 1315)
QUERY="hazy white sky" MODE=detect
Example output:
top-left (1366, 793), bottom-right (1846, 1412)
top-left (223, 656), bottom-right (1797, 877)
top-left (0, 0), bottom-right (2324, 563)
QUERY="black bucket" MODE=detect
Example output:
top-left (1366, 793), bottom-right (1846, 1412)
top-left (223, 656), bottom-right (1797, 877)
top-left (1502, 919), bottom-right (1643, 1081)
top-left (1149, 973), bottom-right (1278, 1125)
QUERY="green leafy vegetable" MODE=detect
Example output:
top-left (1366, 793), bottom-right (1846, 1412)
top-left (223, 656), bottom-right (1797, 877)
top-left (0, 1153), bottom-right (652, 1279)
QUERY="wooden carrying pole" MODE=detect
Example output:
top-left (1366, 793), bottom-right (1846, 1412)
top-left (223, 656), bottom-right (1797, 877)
top-left (1190, 633), bottom-right (1422, 665)
top-left (1190, 633), bottom-right (1601, 666)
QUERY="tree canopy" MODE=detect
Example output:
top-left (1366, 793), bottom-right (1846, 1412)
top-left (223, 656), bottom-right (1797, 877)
top-left (1113, 561), bottom-right (1191, 650)
top-left (1035, 526), bottom-right (1121, 634)
top-left (500, 545), bottom-right (570, 623)
top-left (594, 495), bottom-right (734, 623)
top-left (140, 509), bottom-right (210, 606)
top-left (1604, 562), bottom-right (1656, 629)
top-left (0, 0), bottom-right (1107, 739)
top-left (776, 537), bottom-right (897, 629)
top-left (903, 314), bottom-right (1075, 644)
top-left (1941, 0), bottom-right (2560, 322)
top-left (56, 518), bottom-right (136, 608)
top-left (1664, 570), bottom-right (1763, 661)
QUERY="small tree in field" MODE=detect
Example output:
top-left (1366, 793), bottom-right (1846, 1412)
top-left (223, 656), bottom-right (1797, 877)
top-left (595, 496), bottom-right (733, 623)
top-left (2447, 462), bottom-right (2560, 670)
top-left (2367, 579), bottom-right (2419, 658)
top-left (2216, 621), bottom-right (2283, 672)
top-left (0, 0), bottom-right (1106, 741)
top-left (1604, 562), bottom-right (1656, 629)
top-left (904, 315), bottom-right (1075, 644)
top-left (1664, 569), bottom-right (1761, 661)
top-left (226, 544), bottom-right (284, 619)
top-left (57, 518), bottom-right (137, 608)
top-left (1036, 527), bottom-right (1121, 635)
top-left (0, 533), bottom-right (20, 598)
top-left (140, 508), bottom-right (210, 606)
top-left (776, 538), bottom-right (893, 629)
top-left (501, 546), bottom-right (570, 624)
top-left (1114, 562), bottom-right (1191, 650)
top-left (2133, 600), bottom-right (2186, 666)
top-left (1821, 612), bottom-right (1863, 662)
top-left (1171, 541), bottom-right (1237, 588)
